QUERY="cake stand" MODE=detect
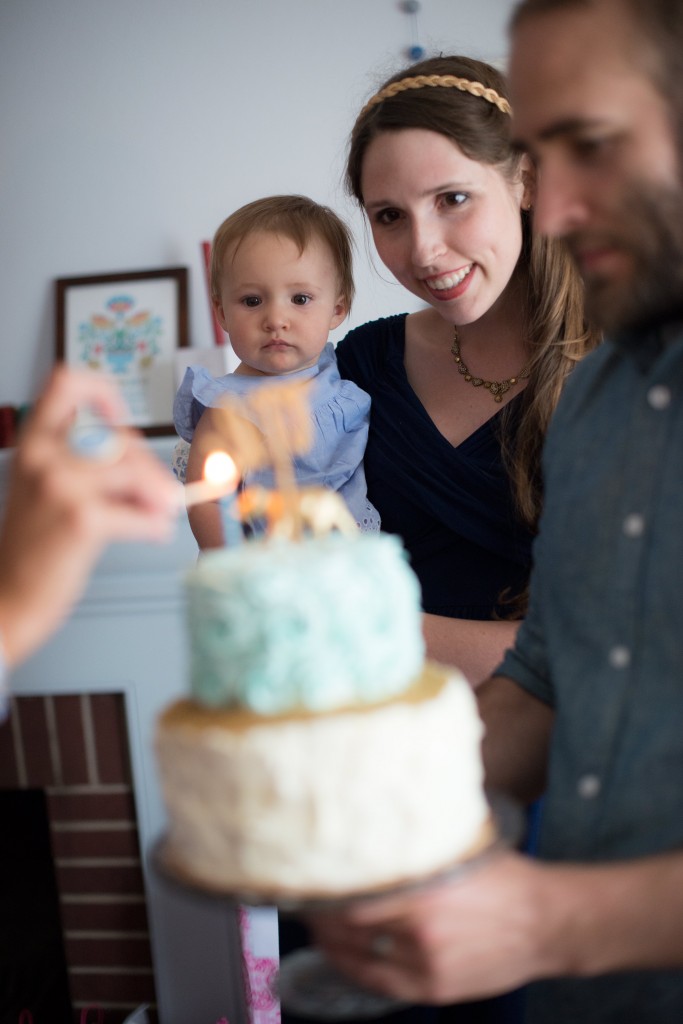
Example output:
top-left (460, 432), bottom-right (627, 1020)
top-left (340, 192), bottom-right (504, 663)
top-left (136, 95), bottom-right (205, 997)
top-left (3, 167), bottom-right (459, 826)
top-left (151, 794), bottom-right (523, 1021)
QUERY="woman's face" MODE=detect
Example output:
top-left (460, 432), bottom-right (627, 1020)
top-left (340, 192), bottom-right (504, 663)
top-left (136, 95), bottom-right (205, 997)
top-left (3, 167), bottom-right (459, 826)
top-left (360, 128), bottom-right (527, 326)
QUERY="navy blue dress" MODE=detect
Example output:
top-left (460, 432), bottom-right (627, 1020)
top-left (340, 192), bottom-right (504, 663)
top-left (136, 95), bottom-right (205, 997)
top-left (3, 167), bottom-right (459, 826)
top-left (336, 315), bottom-right (532, 617)
top-left (279, 315), bottom-right (535, 1024)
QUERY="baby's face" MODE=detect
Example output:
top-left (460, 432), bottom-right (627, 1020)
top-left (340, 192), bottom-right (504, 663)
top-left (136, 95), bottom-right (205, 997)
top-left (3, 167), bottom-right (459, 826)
top-left (214, 231), bottom-right (347, 376)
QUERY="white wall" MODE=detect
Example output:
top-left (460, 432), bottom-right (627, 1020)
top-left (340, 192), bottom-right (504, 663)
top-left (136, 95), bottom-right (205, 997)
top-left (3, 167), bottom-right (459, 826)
top-left (0, 0), bottom-right (515, 407)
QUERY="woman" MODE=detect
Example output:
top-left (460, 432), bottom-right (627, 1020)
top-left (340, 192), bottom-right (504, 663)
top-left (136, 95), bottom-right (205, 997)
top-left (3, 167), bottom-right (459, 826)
top-left (336, 55), bottom-right (599, 684)
top-left (280, 54), bottom-right (598, 1024)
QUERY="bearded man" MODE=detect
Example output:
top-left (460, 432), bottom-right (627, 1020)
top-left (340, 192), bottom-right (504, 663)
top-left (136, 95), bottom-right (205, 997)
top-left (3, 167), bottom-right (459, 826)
top-left (310, 4), bottom-right (683, 1022)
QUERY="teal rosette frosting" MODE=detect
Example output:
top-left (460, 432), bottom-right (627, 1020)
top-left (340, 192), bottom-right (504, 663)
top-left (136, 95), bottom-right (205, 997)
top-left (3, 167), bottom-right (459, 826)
top-left (186, 533), bottom-right (424, 714)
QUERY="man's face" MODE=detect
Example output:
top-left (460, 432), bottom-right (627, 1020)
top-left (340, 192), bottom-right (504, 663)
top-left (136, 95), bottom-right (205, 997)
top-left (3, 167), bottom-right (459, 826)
top-left (509, 1), bottom-right (683, 333)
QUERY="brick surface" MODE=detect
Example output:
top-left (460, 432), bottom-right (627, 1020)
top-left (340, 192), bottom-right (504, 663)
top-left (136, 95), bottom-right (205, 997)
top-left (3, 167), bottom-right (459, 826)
top-left (48, 789), bottom-right (136, 822)
top-left (65, 934), bottom-right (153, 968)
top-left (54, 695), bottom-right (90, 785)
top-left (69, 970), bottom-right (157, 1003)
top-left (90, 695), bottom-right (132, 785)
top-left (4, 695), bottom-right (158, 1016)
top-left (19, 696), bottom-right (54, 786)
top-left (61, 901), bottom-right (150, 932)
top-left (51, 827), bottom-right (141, 859)
top-left (57, 862), bottom-right (145, 896)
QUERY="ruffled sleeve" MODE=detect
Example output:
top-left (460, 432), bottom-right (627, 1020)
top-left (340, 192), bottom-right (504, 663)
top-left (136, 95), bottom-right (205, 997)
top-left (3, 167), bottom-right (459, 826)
top-left (173, 366), bottom-right (234, 443)
top-left (290, 346), bottom-right (380, 530)
top-left (294, 345), bottom-right (370, 488)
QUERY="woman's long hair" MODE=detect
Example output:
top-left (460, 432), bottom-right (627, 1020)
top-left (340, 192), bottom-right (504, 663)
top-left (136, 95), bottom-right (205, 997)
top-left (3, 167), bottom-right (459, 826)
top-left (347, 55), bottom-right (601, 539)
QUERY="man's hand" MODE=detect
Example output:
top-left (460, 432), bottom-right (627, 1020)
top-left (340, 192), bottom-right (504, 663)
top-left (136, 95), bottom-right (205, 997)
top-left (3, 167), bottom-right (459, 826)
top-left (308, 851), bottom-right (549, 1004)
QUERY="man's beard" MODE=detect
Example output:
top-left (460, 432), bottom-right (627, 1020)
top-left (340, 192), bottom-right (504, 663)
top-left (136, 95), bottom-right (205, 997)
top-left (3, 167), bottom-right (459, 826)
top-left (567, 181), bottom-right (683, 334)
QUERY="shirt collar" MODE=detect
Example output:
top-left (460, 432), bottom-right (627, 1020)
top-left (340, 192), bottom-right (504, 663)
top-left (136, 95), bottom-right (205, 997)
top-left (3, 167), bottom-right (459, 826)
top-left (612, 318), bottom-right (683, 372)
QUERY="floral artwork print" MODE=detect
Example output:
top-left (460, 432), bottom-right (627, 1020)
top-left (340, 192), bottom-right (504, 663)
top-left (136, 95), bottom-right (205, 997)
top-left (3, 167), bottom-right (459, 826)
top-left (78, 294), bottom-right (162, 375)
top-left (56, 267), bottom-right (187, 432)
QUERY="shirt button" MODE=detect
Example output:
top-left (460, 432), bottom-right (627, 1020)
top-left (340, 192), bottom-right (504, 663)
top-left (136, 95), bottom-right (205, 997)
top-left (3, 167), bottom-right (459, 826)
top-left (609, 645), bottom-right (631, 668)
top-left (623, 513), bottom-right (645, 537)
top-left (577, 774), bottom-right (601, 799)
top-left (648, 384), bottom-right (671, 409)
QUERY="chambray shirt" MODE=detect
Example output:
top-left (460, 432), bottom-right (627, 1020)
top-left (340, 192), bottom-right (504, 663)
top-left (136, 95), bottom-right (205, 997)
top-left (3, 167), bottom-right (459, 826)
top-left (498, 323), bottom-right (683, 1023)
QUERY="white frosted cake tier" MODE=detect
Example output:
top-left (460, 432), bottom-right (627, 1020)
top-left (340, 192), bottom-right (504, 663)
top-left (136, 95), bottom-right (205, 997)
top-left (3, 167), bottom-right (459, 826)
top-left (156, 662), bottom-right (491, 899)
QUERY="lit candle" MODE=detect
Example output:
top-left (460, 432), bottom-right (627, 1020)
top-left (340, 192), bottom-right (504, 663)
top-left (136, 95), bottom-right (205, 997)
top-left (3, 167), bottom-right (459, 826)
top-left (183, 451), bottom-right (239, 509)
top-left (205, 450), bottom-right (243, 546)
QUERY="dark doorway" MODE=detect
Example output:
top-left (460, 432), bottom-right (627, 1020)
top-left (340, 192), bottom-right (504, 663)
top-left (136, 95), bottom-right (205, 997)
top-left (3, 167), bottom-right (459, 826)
top-left (0, 788), bottom-right (73, 1023)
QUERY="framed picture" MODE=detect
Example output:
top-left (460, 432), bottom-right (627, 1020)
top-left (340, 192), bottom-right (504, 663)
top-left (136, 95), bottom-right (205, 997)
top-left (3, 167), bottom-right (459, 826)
top-left (55, 266), bottom-right (189, 436)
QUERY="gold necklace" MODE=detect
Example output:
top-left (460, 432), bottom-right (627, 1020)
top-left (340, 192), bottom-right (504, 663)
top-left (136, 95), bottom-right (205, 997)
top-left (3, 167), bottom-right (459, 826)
top-left (450, 326), bottom-right (530, 403)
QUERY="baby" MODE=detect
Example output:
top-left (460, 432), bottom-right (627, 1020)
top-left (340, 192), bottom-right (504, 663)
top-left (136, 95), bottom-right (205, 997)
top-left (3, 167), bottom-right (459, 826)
top-left (173, 194), bottom-right (380, 548)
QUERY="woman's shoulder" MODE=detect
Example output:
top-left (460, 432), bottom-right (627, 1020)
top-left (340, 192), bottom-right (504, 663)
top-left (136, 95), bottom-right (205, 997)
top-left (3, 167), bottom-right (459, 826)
top-left (336, 313), bottom-right (407, 382)
top-left (338, 313), bottom-right (407, 347)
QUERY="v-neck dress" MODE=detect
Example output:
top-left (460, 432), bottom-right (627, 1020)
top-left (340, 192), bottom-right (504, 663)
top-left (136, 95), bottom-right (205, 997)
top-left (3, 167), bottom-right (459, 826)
top-left (336, 314), bottom-right (533, 617)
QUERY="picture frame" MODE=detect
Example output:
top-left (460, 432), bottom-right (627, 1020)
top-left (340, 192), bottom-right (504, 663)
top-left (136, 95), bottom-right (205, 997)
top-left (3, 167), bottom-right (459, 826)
top-left (55, 266), bottom-right (189, 436)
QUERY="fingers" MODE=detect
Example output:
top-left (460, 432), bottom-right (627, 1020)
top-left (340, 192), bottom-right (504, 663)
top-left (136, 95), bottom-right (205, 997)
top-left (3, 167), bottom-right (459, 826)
top-left (21, 367), bottom-right (181, 521)
top-left (81, 501), bottom-right (176, 545)
top-left (16, 367), bottom-right (132, 480)
top-left (326, 948), bottom-right (424, 1003)
top-left (309, 854), bottom-right (540, 1006)
top-left (91, 432), bottom-right (181, 511)
top-left (0, 368), bottom-right (181, 667)
top-left (309, 915), bottom-right (440, 1004)
top-left (309, 900), bottom-right (426, 978)
top-left (29, 365), bottom-right (129, 439)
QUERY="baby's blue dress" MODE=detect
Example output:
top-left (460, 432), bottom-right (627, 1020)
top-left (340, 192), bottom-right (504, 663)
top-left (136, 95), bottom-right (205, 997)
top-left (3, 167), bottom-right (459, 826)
top-left (173, 343), bottom-right (380, 532)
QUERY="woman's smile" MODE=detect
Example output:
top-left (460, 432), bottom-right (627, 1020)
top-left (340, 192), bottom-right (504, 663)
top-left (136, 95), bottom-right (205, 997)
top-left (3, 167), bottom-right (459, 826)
top-left (423, 264), bottom-right (475, 300)
top-left (360, 128), bottom-right (525, 325)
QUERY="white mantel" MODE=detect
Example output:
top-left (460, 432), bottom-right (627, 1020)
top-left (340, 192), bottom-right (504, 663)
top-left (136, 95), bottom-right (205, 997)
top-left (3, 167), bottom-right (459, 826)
top-left (2, 438), bottom-right (248, 1024)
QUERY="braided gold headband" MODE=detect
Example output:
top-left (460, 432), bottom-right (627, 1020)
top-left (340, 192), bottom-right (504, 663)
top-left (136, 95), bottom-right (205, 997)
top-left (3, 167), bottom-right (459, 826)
top-left (359, 74), bottom-right (512, 120)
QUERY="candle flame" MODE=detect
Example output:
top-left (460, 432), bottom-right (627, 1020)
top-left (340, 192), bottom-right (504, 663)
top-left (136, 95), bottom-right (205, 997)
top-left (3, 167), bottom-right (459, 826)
top-left (204, 450), bottom-right (238, 490)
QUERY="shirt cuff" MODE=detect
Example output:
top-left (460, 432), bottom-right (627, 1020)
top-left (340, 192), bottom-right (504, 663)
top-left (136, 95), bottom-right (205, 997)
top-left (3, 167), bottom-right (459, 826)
top-left (496, 642), bottom-right (555, 707)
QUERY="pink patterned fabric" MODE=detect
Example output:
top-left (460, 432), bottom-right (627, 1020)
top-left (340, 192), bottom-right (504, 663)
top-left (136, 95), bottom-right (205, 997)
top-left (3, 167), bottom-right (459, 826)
top-left (238, 905), bottom-right (281, 1024)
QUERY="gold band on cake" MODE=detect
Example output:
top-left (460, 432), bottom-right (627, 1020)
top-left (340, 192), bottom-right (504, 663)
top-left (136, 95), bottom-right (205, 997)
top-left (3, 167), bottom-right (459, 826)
top-left (156, 662), bottom-right (492, 900)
